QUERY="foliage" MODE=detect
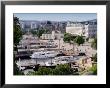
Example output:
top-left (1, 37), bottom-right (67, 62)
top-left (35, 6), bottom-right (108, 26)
top-left (63, 33), bottom-right (71, 43)
top-left (31, 30), bottom-right (37, 35)
top-left (22, 31), bottom-right (27, 35)
top-left (24, 28), bottom-right (49, 36)
top-left (74, 35), bottom-right (85, 46)
top-left (91, 53), bottom-right (97, 62)
top-left (47, 21), bottom-right (52, 24)
top-left (53, 64), bottom-right (74, 75)
top-left (91, 38), bottom-right (97, 49)
top-left (63, 33), bottom-right (76, 43)
top-left (14, 62), bottom-right (24, 75)
top-left (90, 64), bottom-right (97, 75)
top-left (14, 17), bottom-right (22, 46)
top-left (36, 29), bottom-right (46, 38)
top-left (27, 64), bottom-right (74, 75)
top-left (36, 67), bottom-right (52, 75)
top-left (86, 37), bottom-right (89, 42)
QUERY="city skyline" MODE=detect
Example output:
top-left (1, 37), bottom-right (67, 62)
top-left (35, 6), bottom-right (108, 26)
top-left (14, 13), bottom-right (97, 22)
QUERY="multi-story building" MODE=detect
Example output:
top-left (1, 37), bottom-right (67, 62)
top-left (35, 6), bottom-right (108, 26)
top-left (41, 31), bottom-right (64, 40)
top-left (84, 21), bottom-right (97, 38)
top-left (66, 19), bottom-right (97, 38)
top-left (19, 20), bottom-right (67, 33)
top-left (19, 20), bottom-right (40, 30)
top-left (66, 22), bottom-right (85, 36)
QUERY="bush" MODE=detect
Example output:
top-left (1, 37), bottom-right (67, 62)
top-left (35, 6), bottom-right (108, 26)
top-left (53, 64), bottom-right (73, 75)
top-left (91, 38), bottom-right (97, 49)
top-left (90, 64), bottom-right (97, 75)
top-left (27, 64), bottom-right (74, 75)
top-left (36, 67), bottom-right (52, 75)
top-left (74, 35), bottom-right (85, 46)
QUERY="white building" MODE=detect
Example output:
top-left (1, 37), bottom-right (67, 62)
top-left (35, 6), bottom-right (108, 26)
top-left (41, 31), bottom-right (64, 40)
top-left (84, 23), bottom-right (97, 38)
top-left (41, 34), bottom-right (53, 40)
top-left (19, 20), bottom-right (40, 29)
top-left (18, 33), bottom-right (39, 50)
top-left (31, 22), bottom-right (37, 29)
top-left (66, 19), bottom-right (97, 38)
top-left (66, 22), bottom-right (85, 36)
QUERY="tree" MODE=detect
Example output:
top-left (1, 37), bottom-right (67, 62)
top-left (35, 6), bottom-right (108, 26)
top-left (14, 62), bottom-right (24, 75)
top-left (63, 33), bottom-right (77, 43)
top-left (86, 37), bottom-right (89, 42)
top-left (90, 64), bottom-right (97, 75)
top-left (47, 21), bottom-right (52, 25)
top-left (14, 17), bottom-right (23, 75)
top-left (70, 35), bottom-right (77, 53)
top-left (91, 53), bottom-right (97, 62)
top-left (63, 33), bottom-right (72, 43)
top-left (30, 29), bottom-right (49, 36)
top-left (30, 30), bottom-right (37, 35)
top-left (36, 29), bottom-right (45, 38)
top-left (63, 33), bottom-right (76, 42)
top-left (53, 64), bottom-right (74, 75)
top-left (14, 17), bottom-right (22, 51)
top-left (91, 38), bottom-right (97, 49)
top-left (63, 33), bottom-right (77, 53)
top-left (36, 67), bottom-right (52, 75)
top-left (74, 35), bottom-right (85, 46)
top-left (27, 64), bottom-right (74, 75)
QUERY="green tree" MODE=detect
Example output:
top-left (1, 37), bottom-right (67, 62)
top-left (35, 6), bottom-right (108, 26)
top-left (86, 37), bottom-right (89, 42)
top-left (14, 17), bottom-right (23, 75)
top-left (91, 38), bottom-right (97, 49)
top-left (74, 35), bottom-right (85, 46)
top-left (30, 30), bottom-right (37, 35)
top-left (53, 64), bottom-right (73, 75)
top-left (63, 33), bottom-right (77, 43)
top-left (47, 21), bottom-right (52, 24)
top-left (14, 17), bottom-right (22, 51)
top-left (45, 29), bottom-right (49, 33)
top-left (14, 62), bottom-right (24, 75)
top-left (27, 64), bottom-right (74, 75)
top-left (70, 35), bottom-right (77, 53)
top-left (63, 33), bottom-right (72, 43)
top-left (30, 29), bottom-right (49, 36)
top-left (63, 33), bottom-right (77, 53)
top-left (36, 29), bottom-right (45, 38)
top-left (90, 64), bottom-right (97, 75)
top-left (36, 67), bottom-right (52, 75)
top-left (91, 53), bottom-right (97, 62)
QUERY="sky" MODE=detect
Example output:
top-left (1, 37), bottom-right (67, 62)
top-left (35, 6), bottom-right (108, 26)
top-left (14, 13), bottom-right (97, 22)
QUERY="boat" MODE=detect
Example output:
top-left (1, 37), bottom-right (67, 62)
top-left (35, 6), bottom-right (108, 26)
top-left (30, 51), bottom-right (58, 59)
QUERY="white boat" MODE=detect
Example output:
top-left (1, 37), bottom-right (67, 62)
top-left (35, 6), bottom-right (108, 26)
top-left (53, 56), bottom-right (74, 64)
top-left (45, 62), bottom-right (55, 66)
top-left (55, 56), bottom-right (73, 60)
top-left (30, 51), bottom-right (58, 59)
